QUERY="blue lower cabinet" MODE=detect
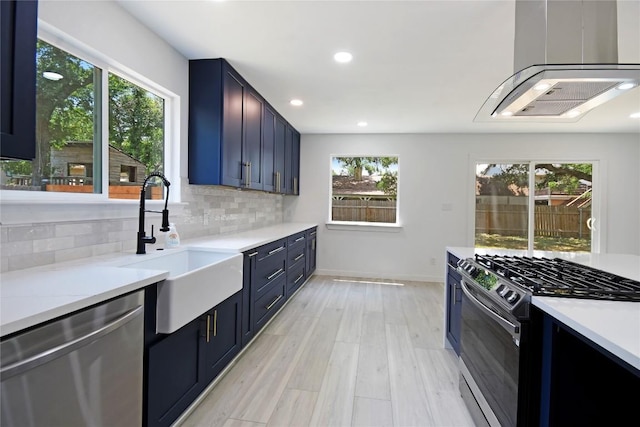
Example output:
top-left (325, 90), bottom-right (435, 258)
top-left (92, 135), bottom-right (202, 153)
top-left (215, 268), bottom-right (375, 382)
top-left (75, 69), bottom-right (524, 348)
top-left (201, 291), bottom-right (242, 383)
top-left (145, 290), bottom-right (242, 427)
top-left (146, 317), bottom-right (205, 427)
top-left (254, 275), bottom-right (287, 331)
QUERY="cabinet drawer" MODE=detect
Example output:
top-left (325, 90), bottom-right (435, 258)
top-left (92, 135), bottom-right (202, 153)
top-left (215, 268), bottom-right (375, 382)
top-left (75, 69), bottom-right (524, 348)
top-left (287, 231), bottom-right (306, 250)
top-left (447, 252), bottom-right (462, 280)
top-left (287, 263), bottom-right (306, 296)
top-left (254, 276), bottom-right (286, 330)
top-left (287, 244), bottom-right (306, 268)
top-left (252, 239), bottom-right (287, 265)
top-left (253, 255), bottom-right (286, 298)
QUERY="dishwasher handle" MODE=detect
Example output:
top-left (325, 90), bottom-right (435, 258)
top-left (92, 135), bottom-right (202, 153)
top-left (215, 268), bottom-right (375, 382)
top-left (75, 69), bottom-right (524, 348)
top-left (0, 305), bottom-right (143, 380)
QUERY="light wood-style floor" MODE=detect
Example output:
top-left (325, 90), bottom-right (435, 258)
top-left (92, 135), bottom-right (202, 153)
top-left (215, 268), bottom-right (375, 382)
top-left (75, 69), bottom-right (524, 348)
top-left (179, 275), bottom-right (475, 427)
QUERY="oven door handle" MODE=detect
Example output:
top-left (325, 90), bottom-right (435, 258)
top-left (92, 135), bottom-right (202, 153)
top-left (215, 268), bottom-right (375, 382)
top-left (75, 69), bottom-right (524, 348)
top-left (461, 280), bottom-right (520, 340)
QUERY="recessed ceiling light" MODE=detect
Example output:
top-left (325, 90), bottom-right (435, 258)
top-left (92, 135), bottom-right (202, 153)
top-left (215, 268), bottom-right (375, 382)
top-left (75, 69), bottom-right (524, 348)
top-left (290, 99), bottom-right (303, 106)
top-left (333, 51), bottom-right (353, 63)
top-left (617, 82), bottom-right (636, 90)
top-left (566, 109), bottom-right (581, 118)
top-left (500, 111), bottom-right (514, 116)
top-left (357, 121), bottom-right (368, 127)
top-left (43, 71), bottom-right (63, 81)
top-left (630, 112), bottom-right (640, 119)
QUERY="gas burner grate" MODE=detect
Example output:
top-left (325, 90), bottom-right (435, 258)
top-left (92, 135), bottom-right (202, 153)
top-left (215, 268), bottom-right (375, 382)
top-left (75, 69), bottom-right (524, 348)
top-left (474, 255), bottom-right (640, 302)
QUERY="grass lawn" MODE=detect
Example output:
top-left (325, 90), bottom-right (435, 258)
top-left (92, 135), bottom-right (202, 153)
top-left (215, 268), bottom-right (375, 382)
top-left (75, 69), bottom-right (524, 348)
top-left (475, 233), bottom-right (591, 252)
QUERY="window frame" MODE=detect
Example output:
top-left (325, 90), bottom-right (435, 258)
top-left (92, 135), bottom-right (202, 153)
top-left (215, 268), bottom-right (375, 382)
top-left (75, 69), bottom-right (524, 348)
top-left (469, 157), bottom-right (602, 253)
top-left (327, 154), bottom-right (402, 230)
top-left (0, 22), bottom-right (179, 205)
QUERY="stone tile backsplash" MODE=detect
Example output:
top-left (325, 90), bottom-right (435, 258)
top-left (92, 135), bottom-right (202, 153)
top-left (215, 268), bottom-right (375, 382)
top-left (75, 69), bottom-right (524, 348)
top-left (0, 183), bottom-right (283, 272)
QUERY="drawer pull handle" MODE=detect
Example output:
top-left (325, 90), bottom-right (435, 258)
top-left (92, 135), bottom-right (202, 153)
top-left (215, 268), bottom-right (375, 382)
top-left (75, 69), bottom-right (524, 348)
top-left (294, 273), bottom-right (304, 284)
top-left (213, 309), bottom-right (217, 337)
top-left (310, 231), bottom-right (317, 236)
top-left (295, 236), bottom-right (305, 242)
top-left (248, 251), bottom-right (258, 257)
top-left (265, 294), bottom-right (283, 310)
top-left (206, 315), bottom-right (211, 343)
top-left (268, 246), bottom-right (285, 255)
top-left (267, 268), bottom-right (284, 281)
top-left (294, 253), bottom-right (304, 261)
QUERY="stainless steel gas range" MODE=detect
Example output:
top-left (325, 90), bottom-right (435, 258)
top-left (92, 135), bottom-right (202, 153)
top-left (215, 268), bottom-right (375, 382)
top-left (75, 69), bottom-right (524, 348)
top-left (456, 254), bottom-right (640, 427)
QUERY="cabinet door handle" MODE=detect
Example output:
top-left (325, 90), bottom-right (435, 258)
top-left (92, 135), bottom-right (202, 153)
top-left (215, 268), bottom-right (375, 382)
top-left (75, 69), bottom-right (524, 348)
top-left (267, 268), bottom-right (284, 281)
top-left (294, 253), bottom-right (304, 261)
top-left (310, 231), bottom-right (317, 236)
top-left (248, 251), bottom-right (258, 257)
top-left (294, 273), bottom-right (304, 284)
top-left (295, 236), bottom-right (305, 242)
top-left (294, 177), bottom-right (298, 194)
top-left (265, 294), bottom-right (283, 310)
top-left (268, 246), bottom-right (285, 255)
top-left (243, 162), bottom-right (251, 187)
top-left (206, 314), bottom-right (211, 343)
top-left (276, 172), bottom-right (281, 193)
top-left (213, 309), bottom-right (217, 337)
top-left (312, 239), bottom-right (316, 250)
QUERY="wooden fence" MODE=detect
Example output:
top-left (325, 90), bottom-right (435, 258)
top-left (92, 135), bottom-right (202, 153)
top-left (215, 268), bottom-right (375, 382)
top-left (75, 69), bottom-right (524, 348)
top-left (332, 198), bottom-right (396, 223)
top-left (476, 204), bottom-right (592, 238)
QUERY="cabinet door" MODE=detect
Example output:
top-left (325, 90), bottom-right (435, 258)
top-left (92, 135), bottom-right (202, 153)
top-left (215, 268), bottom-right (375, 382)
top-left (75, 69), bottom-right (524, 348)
top-left (283, 125), bottom-right (293, 194)
top-left (202, 291), bottom-right (243, 382)
top-left (446, 271), bottom-right (462, 355)
top-left (244, 89), bottom-right (263, 190)
top-left (273, 115), bottom-right (286, 193)
top-left (306, 228), bottom-right (317, 275)
top-left (0, 0), bottom-right (37, 160)
top-left (241, 251), bottom-right (257, 346)
top-left (146, 318), bottom-right (205, 427)
top-left (262, 106), bottom-right (276, 192)
top-left (291, 130), bottom-right (300, 195)
top-left (221, 69), bottom-right (245, 187)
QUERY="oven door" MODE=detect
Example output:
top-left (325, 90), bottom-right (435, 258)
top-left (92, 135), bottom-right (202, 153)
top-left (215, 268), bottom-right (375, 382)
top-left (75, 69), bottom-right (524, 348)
top-left (460, 279), bottom-right (521, 427)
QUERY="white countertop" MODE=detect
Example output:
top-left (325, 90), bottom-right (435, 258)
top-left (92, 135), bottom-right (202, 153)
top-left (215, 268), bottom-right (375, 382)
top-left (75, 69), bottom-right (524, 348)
top-left (447, 246), bottom-right (640, 370)
top-left (187, 222), bottom-right (317, 252)
top-left (0, 223), bottom-right (318, 338)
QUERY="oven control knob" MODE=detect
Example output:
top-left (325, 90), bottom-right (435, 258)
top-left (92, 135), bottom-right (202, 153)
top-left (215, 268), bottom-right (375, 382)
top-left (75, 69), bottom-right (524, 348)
top-left (496, 284), bottom-right (505, 294)
top-left (503, 290), bottom-right (514, 300)
top-left (499, 286), bottom-right (510, 297)
top-left (506, 292), bottom-right (520, 304)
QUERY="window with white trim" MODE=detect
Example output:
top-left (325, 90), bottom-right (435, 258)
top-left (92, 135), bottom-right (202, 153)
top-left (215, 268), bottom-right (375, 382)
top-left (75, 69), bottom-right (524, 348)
top-left (330, 156), bottom-right (399, 224)
top-left (0, 38), bottom-right (169, 200)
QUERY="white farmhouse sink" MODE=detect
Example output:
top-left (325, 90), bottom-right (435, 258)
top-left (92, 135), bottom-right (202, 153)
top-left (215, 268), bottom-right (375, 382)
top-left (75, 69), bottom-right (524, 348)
top-left (119, 248), bottom-right (243, 333)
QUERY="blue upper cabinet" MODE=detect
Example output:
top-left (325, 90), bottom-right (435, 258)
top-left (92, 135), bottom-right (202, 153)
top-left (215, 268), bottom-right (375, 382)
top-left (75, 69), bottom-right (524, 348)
top-left (0, 0), bottom-right (38, 160)
top-left (189, 58), bottom-right (300, 194)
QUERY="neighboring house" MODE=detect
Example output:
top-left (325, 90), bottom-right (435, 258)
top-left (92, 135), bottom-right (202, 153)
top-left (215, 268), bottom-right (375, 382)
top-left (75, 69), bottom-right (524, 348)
top-left (50, 141), bottom-right (147, 185)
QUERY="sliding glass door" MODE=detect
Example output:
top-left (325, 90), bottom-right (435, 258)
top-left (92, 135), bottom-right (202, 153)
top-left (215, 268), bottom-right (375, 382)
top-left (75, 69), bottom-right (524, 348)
top-left (475, 162), bottom-right (595, 253)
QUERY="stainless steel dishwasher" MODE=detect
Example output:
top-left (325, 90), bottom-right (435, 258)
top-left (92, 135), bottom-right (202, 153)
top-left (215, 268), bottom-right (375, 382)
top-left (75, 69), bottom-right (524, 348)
top-left (1, 290), bottom-right (144, 427)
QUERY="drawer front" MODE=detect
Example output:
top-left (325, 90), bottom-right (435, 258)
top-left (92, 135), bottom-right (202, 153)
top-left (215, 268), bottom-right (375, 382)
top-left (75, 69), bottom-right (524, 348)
top-left (286, 263), bottom-right (306, 296)
top-left (447, 252), bottom-right (461, 280)
top-left (287, 244), bottom-right (306, 268)
top-left (287, 231), bottom-right (306, 250)
top-left (253, 255), bottom-right (286, 299)
top-left (254, 276), bottom-right (286, 330)
top-left (255, 239), bottom-right (287, 264)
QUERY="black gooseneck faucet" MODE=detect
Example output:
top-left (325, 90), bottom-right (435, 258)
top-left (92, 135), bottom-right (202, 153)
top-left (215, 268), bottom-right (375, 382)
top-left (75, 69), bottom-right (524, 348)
top-left (136, 172), bottom-right (171, 254)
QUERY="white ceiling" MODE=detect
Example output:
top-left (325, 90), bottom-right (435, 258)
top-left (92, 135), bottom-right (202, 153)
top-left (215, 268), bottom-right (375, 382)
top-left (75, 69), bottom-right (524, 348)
top-left (116, 0), bottom-right (640, 134)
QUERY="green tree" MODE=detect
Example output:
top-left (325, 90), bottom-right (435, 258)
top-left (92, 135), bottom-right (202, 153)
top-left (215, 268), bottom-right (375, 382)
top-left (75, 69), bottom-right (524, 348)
top-left (109, 74), bottom-right (164, 173)
top-left (334, 156), bottom-right (398, 196)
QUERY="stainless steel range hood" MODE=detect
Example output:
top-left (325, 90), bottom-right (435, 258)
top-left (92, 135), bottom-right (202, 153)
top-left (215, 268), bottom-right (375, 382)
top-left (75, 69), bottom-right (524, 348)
top-left (476, 0), bottom-right (640, 122)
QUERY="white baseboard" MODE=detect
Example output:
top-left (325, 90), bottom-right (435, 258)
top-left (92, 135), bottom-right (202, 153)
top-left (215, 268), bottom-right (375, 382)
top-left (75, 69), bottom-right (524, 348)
top-left (314, 268), bottom-right (442, 284)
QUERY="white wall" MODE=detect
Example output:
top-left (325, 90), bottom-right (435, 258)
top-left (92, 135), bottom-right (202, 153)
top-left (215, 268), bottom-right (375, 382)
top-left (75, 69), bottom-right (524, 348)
top-left (285, 133), bottom-right (640, 282)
